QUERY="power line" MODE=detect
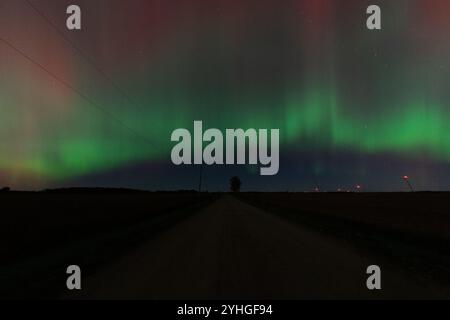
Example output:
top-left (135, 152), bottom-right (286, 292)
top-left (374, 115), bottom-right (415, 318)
top-left (23, 0), bottom-right (142, 111)
top-left (0, 36), bottom-right (156, 147)
top-left (22, 0), bottom-right (166, 152)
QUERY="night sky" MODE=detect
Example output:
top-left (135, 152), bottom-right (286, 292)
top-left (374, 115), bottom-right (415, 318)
top-left (0, 0), bottom-right (449, 191)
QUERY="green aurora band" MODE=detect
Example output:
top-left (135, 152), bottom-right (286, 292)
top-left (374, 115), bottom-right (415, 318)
top-left (0, 0), bottom-right (449, 189)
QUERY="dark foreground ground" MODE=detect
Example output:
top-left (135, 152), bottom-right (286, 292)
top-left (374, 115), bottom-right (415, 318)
top-left (1, 191), bottom-right (450, 299)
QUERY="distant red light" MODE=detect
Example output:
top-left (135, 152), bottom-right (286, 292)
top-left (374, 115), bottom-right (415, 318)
top-left (403, 175), bottom-right (409, 180)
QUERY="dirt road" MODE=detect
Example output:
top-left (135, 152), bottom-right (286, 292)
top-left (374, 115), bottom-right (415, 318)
top-left (70, 195), bottom-right (449, 299)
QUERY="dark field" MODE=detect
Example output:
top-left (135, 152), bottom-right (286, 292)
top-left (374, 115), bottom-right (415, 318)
top-left (1, 191), bottom-right (450, 299)
top-left (239, 192), bottom-right (450, 291)
top-left (0, 191), bottom-right (217, 299)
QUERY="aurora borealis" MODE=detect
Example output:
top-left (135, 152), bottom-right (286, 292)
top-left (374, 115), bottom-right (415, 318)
top-left (0, 0), bottom-right (449, 191)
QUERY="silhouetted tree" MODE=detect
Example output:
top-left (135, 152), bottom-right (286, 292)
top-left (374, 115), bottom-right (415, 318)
top-left (230, 176), bottom-right (242, 192)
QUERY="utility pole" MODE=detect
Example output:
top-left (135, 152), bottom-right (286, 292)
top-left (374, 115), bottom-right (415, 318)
top-left (198, 165), bottom-right (203, 192)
